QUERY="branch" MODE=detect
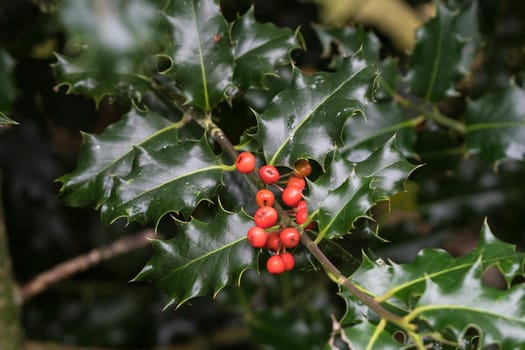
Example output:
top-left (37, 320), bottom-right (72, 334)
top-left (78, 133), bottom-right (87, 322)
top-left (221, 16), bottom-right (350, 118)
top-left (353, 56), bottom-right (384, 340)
top-left (0, 193), bottom-right (24, 349)
top-left (149, 79), bottom-right (415, 330)
top-left (21, 230), bottom-right (154, 302)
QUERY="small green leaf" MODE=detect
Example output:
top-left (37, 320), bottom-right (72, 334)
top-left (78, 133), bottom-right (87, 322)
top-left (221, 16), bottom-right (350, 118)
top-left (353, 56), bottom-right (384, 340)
top-left (255, 54), bottom-right (378, 167)
top-left (54, 0), bottom-right (161, 105)
top-left (231, 7), bottom-right (302, 92)
top-left (341, 100), bottom-right (418, 162)
top-left (407, 2), bottom-right (466, 101)
top-left (308, 138), bottom-right (415, 240)
top-left (100, 137), bottom-right (224, 225)
top-left (162, 0), bottom-right (234, 111)
top-left (58, 109), bottom-right (178, 208)
top-left (465, 84), bottom-right (525, 163)
top-left (134, 208), bottom-right (255, 307)
top-left (0, 49), bottom-right (15, 113)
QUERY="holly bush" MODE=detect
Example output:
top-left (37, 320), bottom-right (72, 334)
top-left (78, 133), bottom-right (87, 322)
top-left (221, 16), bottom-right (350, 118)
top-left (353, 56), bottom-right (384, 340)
top-left (2, 0), bottom-right (525, 349)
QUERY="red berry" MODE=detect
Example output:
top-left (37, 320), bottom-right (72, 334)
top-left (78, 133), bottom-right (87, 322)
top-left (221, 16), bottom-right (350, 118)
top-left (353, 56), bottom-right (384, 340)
top-left (259, 165), bottom-right (280, 184)
top-left (246, 226), bottom-right (267, 248)
top-left (282, 186), bottom-right (303, 207)
top-left (280, 252), bottom-right (295, 271)
top-left (280, 227), bottom-right (300, 248)
top-left (266, 255), bottom-right (286, 274)
top-left (294, 159), bottom-right (312, 178)
top-left (266, 231), bottom-right (281, 251)
top-left (254, 206), bottom-right (278, 228)
top-left (236, 152), bottom-right (256, 173)
top-left (287, 176), bottom-right (306, 190)
top-left (296, 207), bottom-right (308, 225)
top-left (255, 189), bottom-right (275, 207)
top-left (296, 200), bottom-right (307, 211)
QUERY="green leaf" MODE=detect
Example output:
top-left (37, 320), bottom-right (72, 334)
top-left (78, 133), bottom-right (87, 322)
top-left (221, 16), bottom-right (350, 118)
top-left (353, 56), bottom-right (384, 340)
top-left (347, 222), bottom-right (524, 314)
top-left (255, 54), bottom-right (378, 167)
top-left (338, 222), bottom-right (525, 348)
top-left (307, 138), bottom-right (416, 240)
top-left (465, 84), bottom-right (525, 163)
top-left (162, 0), bottom-right (234, 111)
top-left (0, 49), bottom-right (15, 113)
top-left (341, 100), bottom-right (418, 162)
top-left (100, 137), bottom-right (224, 225)
top-left (54, 0), bottom-right (161, 105)
top-left (58, 109), bottom-right (178, 208)
top-left (336, 322), bottom-right (401, 350)
top-left (231, 7), bottom-right (302, 92)
top-left (0, 111), bottom-right (18, 125)
top-left (53, 53), bottom-right (151, 106)
top-left (454, 1), bottom-right (481, 74)
top-left (407, 2), bottom-right (466, 101)
top-left (411, 259), bottom-right (525, 348)
top-left (313, 25), bottom-right (381, 67)
top-left (134, 208), bottom-right (255, 307)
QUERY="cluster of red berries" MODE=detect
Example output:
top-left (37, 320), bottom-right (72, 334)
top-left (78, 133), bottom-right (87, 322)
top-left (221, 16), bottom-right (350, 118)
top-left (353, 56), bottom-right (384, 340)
top-left (235, 151), bottom-right (312, 274)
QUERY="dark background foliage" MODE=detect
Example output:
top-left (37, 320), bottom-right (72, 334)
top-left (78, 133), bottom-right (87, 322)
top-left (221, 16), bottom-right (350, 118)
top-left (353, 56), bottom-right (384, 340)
top-left (0, 0), bottom-right (524, 348)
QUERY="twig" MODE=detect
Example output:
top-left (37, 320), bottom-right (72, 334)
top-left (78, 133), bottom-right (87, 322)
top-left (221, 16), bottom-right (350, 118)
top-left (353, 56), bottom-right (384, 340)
top-left (148, 79), bottom-right (415, 330)
top-left (21, 230), bottom-right (154, 302)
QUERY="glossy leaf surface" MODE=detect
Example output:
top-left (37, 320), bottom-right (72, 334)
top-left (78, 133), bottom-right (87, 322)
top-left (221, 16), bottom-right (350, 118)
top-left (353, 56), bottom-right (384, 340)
top-left (162, 0), bottom-right (233, 111)
top-left (339, 222), bottom-right (525, 347)
top-left (465, 84), bottom-right (525, 163)
top-left (308, 139), bottom-right (416, 239)
top-left (407, 2), bottom-right (465, 101)
top-left (412, 260), bottom-right (525, 348)
top-left (134, 209), bottom-right (255, 307)
top-left (255, 54), bottom-right (378, 167)
top-left (0, 112), bottom-right (17, 125)
top-left (313, 25), bottom-right (380, 67)
top-left (58, 109), bottom-right (178, 208)
top-left (54, 0), bottom-right (160, 105)
top-left (100, 137), bottom-right (224, 225)
top-left (341, 100), bottom-right (418, 162)
top-left (231, 8), bottom-right (302, 92)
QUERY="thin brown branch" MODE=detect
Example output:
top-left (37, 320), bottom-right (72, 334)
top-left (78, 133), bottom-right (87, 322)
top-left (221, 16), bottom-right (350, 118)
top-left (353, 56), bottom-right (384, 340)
top-left (21, 230), bottom-right (154, 302)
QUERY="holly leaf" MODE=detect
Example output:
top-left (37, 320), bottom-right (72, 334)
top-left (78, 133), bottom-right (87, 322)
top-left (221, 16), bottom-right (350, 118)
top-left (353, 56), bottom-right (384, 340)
top-left (407, 2), bottom-right (466, 101)
top-left (161, 0), bottom-right (234, 111)
top-left (410, 259), bottom-right (525, 349)
top-left (329, 321), bottom-right (401, 350)
top-left (313, 25), bottom-right (381, 68)
top-left (58, 109), bottom-right (179, 208)
top-left (341, 100), bottom-right (418, 162)
top-left (337, 222), bottom-right (525, 348)
top-left (346, 221), bottom-right (525, 316)
top-left (255, 54), bottom-right (378, 167)
top-left (0, 112), bottom-right (18, 125)
top-left (231, 7), bottom-right (302, 92)
top-left (54, 0), bottom-right (161, 105)
top-left (134, 208), bottom-right (255, 307)
top-left (100, 137), bottom-right (224, 226)
top-left (465, 84), bottom-right (525, 163)
top-left (308, 138), bottom-right (415, 240)
top-left (0, 49), bottom-right (15, 113)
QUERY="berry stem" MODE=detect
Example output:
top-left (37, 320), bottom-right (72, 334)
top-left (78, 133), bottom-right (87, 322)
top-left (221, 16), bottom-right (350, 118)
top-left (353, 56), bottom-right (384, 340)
top-left (149, 76), bottom-right (416, 334)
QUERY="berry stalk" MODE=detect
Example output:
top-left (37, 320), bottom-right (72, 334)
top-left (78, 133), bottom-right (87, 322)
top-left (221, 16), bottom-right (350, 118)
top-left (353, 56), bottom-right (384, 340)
top-left (149, 77), bottom-right (416, 333)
